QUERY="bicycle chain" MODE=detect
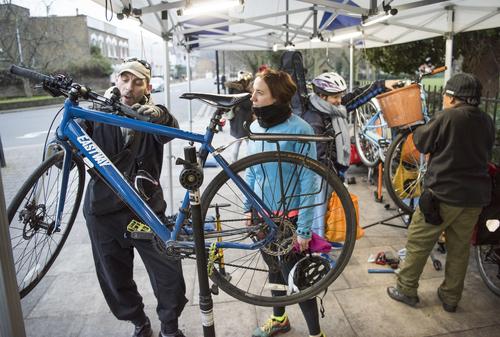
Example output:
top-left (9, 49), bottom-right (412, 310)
top-left (152, 235), bottom-right (268, 272)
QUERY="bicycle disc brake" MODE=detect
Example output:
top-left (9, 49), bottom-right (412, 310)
top-left (260, 217), bottom-right (296, 257)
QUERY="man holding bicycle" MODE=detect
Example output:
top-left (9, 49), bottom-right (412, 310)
top-left (387, 73), bottom-right (495, 313)
top-left (81, 58), bottom-right (188, 337)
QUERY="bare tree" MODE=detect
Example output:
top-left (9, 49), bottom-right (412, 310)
top-left (0, 2), bottom-right (67, 96)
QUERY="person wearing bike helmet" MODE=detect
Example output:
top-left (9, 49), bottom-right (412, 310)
top-left (245, 68), bottom-right (327, 337)
top-left (81, 58), bottom-right (188, 337)
top-left (387, 73), bottom-right (495, 313)
top-left (303, 72), bottom-right (401, 180)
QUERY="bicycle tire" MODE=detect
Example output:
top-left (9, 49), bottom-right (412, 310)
top-left (8, 151), bottom-right (85, 298)
top-left (383, 131), bottom-right (426, 213)
top-left (474, 244), bottom-right (500, 297)
top-left (201, 151), bottom-right (356, 306)
top-left (353, 102), bottom-right (385, 167)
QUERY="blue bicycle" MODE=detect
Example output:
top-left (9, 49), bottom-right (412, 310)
top-left (7, 65), bottom-right (356, 306)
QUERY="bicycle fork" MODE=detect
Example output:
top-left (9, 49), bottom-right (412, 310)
top-left (51, 142), bottom-right (74, 233)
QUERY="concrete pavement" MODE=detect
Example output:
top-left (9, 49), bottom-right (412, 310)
top-left (2, 117), bottom-right (500, 337)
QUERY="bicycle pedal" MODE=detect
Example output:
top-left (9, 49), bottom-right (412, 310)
top-left (210, 284), bottom-right (219, 295)
top-left (378, 139), bottom-right (391, 147)
top-left (127, 219), bottom-right (154, 240)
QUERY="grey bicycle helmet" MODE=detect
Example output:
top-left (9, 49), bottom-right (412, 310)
top-left (311, 72), bottom-right (347, 96)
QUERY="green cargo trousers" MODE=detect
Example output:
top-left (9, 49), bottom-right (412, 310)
top-left (397, 202), bottom-right (482, 305)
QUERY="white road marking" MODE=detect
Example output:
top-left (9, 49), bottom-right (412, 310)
top-left (17, 130), bottom-right (55, 139)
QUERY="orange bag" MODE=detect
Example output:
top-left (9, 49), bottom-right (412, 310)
top-left (324, 193), bottom-right (364, 242)
top-left (401, 133), bottom-right (421, 164)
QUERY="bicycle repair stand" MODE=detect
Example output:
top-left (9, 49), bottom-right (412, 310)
top-left (363, 163), bottom-right (412, 230)
top-left (178, 146), bottom-right (216, 337)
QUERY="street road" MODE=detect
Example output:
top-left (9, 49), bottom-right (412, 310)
top-left (0, 78), bottom-right (217, 148)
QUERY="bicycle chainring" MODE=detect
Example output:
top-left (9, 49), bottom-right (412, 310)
top-left (152, 236), bottom-right (196, 261)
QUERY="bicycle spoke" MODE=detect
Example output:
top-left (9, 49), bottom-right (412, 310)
top-left (8, 153), bottom-right (84, 298)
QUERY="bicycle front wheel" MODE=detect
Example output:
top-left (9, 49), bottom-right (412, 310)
top-left (474, 244), bottom-right (500, 297)
top-left (201, 151), bottom-right (356, 306)
top-left (8, 151), bottom-right (85, 298)
top-left (383, 131), bottom-right (426, 213)
top-left (354, 102), bottom-right (386, 167)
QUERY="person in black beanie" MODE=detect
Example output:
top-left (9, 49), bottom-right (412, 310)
top-left (387, 73), bottom-right (495, 312)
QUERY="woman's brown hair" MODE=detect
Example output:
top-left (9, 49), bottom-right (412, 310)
top-left (256, 68), bottom-right (297, 105)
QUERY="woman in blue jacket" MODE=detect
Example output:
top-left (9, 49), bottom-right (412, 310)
top-left (246, 68), bottom-right (325, 337)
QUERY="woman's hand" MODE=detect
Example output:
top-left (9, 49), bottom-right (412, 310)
top-left (244, 212), bottom-right (252, 227)
top-left (296, 236), bottom-right (311, 252)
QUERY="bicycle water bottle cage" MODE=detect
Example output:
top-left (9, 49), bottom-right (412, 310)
top-left (180, 92), bottom-right (250, 109)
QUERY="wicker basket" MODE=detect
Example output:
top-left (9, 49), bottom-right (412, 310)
top-left (377, 84), bottom-right (424, 128)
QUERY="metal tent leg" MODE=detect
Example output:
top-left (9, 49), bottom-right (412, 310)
top-left (0, 169), bottom-right (27, 337)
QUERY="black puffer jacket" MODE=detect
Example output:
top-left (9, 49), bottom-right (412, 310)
top-left (225, 79), bottom-right (253, 138)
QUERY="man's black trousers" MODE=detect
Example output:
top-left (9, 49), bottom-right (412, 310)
top-left (84, 209), bottom-right (188, 332)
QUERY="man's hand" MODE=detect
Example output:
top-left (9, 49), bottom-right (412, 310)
top-left (131, 103), bottom-right (165, 123)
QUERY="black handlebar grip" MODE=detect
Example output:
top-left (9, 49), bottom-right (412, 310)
top-left (9, 64), bottom-right (53, 83)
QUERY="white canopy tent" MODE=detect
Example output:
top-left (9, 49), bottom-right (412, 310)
top-left (91, 0), bottom-right (500, 212)
top-left (94, 1), bottom-right (500, 78)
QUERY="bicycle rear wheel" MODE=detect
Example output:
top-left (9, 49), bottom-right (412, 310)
top-left (383, 131), bottom-right (426, 213)
top-left (8, 151), bottom-right (85, 298)
top-left (474, 244), bottom-right (500, 297)
top-left (354, 102), bottom-right (388, 167)
top-left (201, 151), bottom-right (356, 306)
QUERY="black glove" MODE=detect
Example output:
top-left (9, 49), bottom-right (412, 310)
top-left (131, 103), bottom-right (165, 123)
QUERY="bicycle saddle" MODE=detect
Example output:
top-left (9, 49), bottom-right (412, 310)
top-left (180, 92), bottom-right (251, 109)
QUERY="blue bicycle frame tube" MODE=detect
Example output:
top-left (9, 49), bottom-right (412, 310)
top-left (56, 99), bottom-right (275, 248)
top-left (363, 110), bottom-right (387, 145)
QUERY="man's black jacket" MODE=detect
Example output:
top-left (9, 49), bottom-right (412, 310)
top-left (82, 103), bottom-right (179, 216)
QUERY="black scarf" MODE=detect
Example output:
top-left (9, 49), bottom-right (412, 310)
top-left (252, 103), bottom-right (291, 128)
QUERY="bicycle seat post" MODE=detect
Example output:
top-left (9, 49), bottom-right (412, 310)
top-left (178, 146), bottom-right (216, 337)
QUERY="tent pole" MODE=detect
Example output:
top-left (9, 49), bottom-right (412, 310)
top-left (215, 51), bottom-right (220, 94)
top-left (0, 168), bottom-right (27, 337)
top-left (444, 6), bottom-right (455, 83)
top-left (163, 36), bottom-right (174, 215)
top-left (187, 51), bottom-right (193, 132)
top-left (349, 38), bottom-right (354, 91)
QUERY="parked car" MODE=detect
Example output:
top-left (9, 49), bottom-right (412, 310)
top-left (150, 76), bottom-right (164, 93)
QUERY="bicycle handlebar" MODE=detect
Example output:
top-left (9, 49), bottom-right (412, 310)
top-left (430, 66), bottom-right (447, 75)
top-left (9, 64), bottom-right (151, 122)
top-left (10, 65), bottom-right (62, 86)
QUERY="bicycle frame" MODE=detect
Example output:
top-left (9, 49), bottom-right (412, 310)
top-left (358, 98), bottom-right (389, 157)
top-left (54, 98), bottom-right (278, 250)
